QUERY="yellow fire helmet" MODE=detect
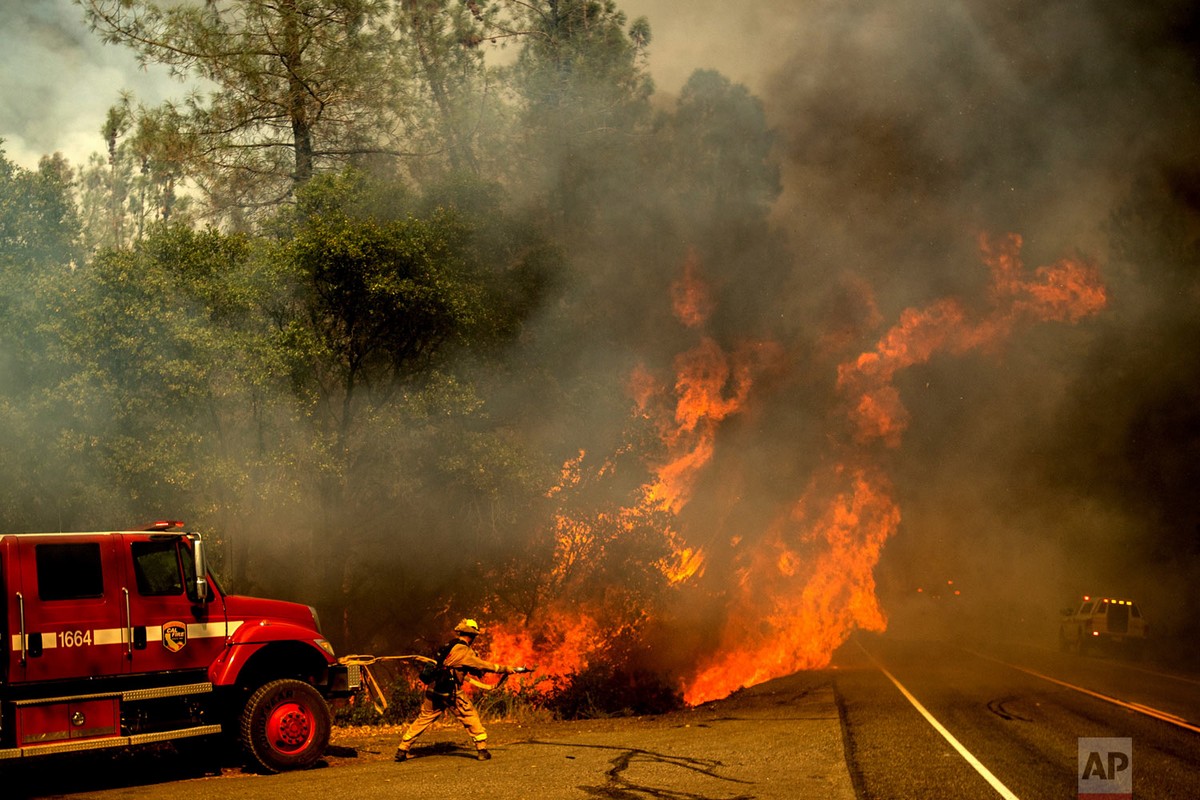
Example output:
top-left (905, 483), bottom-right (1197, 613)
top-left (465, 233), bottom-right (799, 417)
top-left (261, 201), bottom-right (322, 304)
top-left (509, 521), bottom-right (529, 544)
top-left (454, 618), bottom-right (483, 636)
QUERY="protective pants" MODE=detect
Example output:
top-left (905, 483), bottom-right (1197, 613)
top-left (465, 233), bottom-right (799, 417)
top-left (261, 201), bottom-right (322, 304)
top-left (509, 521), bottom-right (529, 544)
top-left (397, 691), bottom-right (488, 753)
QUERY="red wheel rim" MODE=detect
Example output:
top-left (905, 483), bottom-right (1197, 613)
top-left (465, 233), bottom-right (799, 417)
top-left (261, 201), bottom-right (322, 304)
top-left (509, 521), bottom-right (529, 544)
top-left (266, 701), bottom-right (315, 753)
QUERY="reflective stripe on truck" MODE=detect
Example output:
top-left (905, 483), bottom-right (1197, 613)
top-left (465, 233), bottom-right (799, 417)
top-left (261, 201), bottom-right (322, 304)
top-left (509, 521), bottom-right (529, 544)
top-left (10, 620), bottom-right (244, 651)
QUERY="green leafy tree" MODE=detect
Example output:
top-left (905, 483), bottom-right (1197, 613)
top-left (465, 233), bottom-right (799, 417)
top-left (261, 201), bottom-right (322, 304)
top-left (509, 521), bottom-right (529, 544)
top-left (660, 70), bottom-right (780, 245)
top-left (262, 169), bottom-right (556, 638)
top-left (278, 171), bottom-right (513, 443)
top-left (77, 97), bottom-right (192, 251)
top-left (0, 146), bottom-right (87, 528)
top-left (0, 147), bottom-right (79, 276)
top-left (52, 224), bottom-right (271, 530)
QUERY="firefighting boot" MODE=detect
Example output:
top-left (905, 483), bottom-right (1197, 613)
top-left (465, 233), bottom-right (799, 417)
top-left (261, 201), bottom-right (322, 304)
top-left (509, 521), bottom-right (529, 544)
top-left (476, 747), bottom-right (492, 761)
top-left (394, 747), bottom-right (410, 762)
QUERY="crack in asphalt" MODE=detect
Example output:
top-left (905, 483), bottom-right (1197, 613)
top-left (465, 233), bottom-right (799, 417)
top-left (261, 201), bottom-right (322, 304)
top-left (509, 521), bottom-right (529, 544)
top-left (524, 740), bottom-right (754, 800)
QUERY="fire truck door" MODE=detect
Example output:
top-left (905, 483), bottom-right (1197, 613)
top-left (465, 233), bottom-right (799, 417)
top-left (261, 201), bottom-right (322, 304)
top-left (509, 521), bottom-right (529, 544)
top-left (0, 549), bottom-right (8, 685)
top-left (13, 536), bottom-right (130, 682)
top-left (123, 537), bottom-right (226, 674)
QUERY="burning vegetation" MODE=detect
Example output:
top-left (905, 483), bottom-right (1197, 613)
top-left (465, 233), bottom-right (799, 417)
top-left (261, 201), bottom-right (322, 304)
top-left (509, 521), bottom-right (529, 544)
top-left (5, 0), bottom-right (1199, 715)
top-left (483, 234), bottom-right (1105, 707)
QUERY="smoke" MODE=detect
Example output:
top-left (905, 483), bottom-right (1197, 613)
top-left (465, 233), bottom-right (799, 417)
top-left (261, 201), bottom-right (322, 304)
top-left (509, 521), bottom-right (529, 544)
top-left (598, 0), bottom-right (1200, 674)
top-left (0, 0), bottom-right (176, 169)
top-left (549, 0), bottom-right (1200, 681)
top-left (4, 0), bottom-right (1198, 683)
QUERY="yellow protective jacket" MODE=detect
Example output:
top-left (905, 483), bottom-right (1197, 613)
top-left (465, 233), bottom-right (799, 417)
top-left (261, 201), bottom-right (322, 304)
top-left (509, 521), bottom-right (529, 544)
top-left (443, 638), bottom-right (518, 684)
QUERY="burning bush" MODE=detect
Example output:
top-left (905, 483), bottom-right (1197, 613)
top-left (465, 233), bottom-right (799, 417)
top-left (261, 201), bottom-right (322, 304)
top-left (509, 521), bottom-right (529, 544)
top-left (542, 663), bottom-right (684, 719)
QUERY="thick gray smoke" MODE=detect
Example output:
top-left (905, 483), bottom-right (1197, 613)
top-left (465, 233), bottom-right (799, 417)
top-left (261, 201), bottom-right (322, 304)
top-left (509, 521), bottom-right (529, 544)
top-left (3, 0), bottom-right (1198, 672)
top-left (621, 0), bottom-right (1200, 657)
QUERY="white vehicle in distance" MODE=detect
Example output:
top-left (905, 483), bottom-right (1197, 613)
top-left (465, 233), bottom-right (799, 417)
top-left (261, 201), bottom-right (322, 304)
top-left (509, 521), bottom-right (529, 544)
top-left (1059, 595), bottom-right (1148, 656)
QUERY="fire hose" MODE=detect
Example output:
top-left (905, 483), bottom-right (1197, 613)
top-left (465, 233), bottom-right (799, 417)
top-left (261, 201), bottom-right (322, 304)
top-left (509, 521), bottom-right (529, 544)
top-left (338, 654), bottom-right (535, 715)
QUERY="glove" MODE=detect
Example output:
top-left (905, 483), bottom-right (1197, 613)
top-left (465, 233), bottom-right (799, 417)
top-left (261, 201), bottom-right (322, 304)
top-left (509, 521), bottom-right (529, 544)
top-left (514, 665), bottom-right (534, 674)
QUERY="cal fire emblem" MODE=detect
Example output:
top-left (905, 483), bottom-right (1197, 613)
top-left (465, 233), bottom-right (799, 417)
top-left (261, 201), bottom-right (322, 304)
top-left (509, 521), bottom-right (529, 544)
top-left (162, 621), bottom-right (188, 652)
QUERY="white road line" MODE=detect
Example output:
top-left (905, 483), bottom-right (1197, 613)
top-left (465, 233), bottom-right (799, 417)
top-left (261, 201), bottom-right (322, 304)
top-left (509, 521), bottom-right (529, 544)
top-left (859, 643), bottom-right (1023, 800)
top-left (975, 653), bottom-right (1200, 735)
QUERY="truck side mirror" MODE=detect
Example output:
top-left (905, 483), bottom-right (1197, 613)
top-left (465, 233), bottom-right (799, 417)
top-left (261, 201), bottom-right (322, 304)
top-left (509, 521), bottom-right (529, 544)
top-left (191, 536), bottom-right (209, 604)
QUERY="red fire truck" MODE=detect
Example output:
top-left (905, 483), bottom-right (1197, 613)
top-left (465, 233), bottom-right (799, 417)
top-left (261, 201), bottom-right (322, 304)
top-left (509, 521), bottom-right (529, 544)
top-left (0, 522), bottom-right (358, 773)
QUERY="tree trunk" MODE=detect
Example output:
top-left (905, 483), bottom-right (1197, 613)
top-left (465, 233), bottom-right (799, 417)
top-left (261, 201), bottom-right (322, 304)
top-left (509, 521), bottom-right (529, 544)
top-left (282, 0), bottom-right (314, 188)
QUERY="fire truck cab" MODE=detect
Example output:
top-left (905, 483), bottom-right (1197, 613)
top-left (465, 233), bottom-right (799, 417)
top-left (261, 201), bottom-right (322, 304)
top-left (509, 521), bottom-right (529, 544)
top-left (0, 524), bottom-right (358, 773)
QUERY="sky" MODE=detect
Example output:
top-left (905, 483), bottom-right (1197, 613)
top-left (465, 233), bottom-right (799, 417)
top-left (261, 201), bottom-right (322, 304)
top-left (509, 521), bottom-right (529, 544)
top-left (0, 0), bottom-right (782, 169)
top-left (0, 0), bottom-right (180, 170)
top-left (0, 1), bottom-right (812, 169)
top-left (3, 0), bottom-right (1198, 652)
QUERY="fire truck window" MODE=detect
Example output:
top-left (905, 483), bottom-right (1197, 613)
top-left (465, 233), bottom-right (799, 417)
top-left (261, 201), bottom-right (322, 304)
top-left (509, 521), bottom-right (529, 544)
top-left (132, 541), bottom-right (184, 596)
top-left (36, 543), bottom-right (104, 601)
top-left (180, 543), bottom-right (199, 596)
top-left (1080, 601), bottom-right (1094, 615)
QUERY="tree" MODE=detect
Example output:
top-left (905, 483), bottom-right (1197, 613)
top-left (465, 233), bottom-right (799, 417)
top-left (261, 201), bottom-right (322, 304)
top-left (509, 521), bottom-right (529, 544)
top-left (0, 147), bottom-right (80, 402)
top-left (661, 70), bottom-right (779, 240)
top-left (76, 97), bottom-right (192, 251)
top-left (384, 0), bottom-right (500, 179)
top-left (51, 223), bottom-right (274, 533)
top-left (488, 0), bottom-right (654, 230)
top-left (81, 0), bottom-right (409, 220)
top-left (262, 169), bottom-right (556, 638)
top-left (0, 146), bottom-right (79, 274)
top-left (276, 171), bottom-right (531, 443)
top-left (0, 145), bottom-right (89, 528)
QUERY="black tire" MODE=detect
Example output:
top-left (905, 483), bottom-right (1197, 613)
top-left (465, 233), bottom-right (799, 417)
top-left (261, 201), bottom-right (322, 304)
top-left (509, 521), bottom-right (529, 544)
top-left (239, 679), bottom-right (331, 773)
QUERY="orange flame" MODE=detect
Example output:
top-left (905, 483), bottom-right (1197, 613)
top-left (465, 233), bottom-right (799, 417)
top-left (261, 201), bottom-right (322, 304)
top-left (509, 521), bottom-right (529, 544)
top-left (485, 235), bottom-right (1105, 708)
top-left (837, 234), bottom-right (1104, 447)
top-left (685, 465), bottom-right (898, 704)
top-left (486, 610), bottom-right (604, 685)
top-left (641, 337), bottom-right (753, 515)
top-left (681, 233), bottom-right (1106, 703)
top-left (632, 255), bottom-right (773, 586)
top-left (671, 247), bottom-right (714, 328)
top-left (483, 255), bottom-right (750, 679)
top-left (484, 442), bottom-right (670, 685)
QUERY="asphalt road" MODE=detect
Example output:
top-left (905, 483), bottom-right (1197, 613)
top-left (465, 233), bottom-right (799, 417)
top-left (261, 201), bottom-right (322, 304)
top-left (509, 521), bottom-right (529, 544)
top-left (837, 634), bottom-right (1200, 799)
top-left (3, 673), bottom-right (855, 800)
top-left (6, 632), bottom-right (1199, 799)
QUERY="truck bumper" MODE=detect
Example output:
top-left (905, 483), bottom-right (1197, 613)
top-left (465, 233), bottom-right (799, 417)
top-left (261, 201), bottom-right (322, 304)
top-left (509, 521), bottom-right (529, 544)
top-left (326, 663), bottom-right (362, 698)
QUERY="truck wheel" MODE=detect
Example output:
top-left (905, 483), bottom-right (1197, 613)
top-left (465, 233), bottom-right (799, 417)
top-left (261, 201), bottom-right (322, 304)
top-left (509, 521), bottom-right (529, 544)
top-left (240, 679), bottom-right (331, 773)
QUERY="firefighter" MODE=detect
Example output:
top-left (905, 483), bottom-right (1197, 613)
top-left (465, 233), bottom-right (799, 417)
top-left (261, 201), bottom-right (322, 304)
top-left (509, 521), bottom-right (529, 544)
top-left (395, 618), bottom-right (529, 762)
